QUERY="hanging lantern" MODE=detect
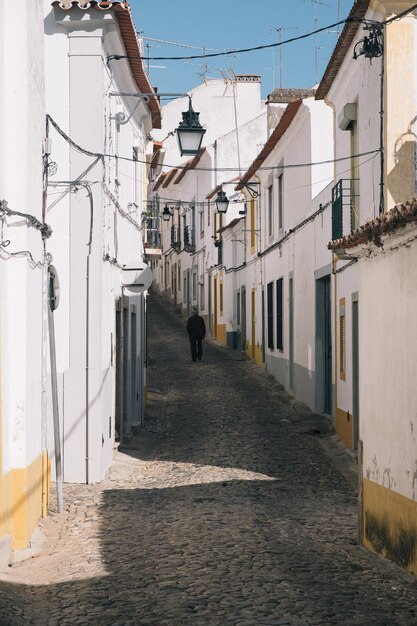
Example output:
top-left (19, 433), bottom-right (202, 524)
top-left (215, 190), bottom-right (229, 214)
top-left (176, 99), bottom-right (206, 156)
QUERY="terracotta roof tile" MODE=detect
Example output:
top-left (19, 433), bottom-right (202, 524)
top-left (206, 177), bottom-right (239, 200)
top-left (218, 218), bottom-right (242, 233)
top-left (174, 148), bottom-right (206, 184)
top-left (315, 0), bottom-right (371, 101)
top-left (150, 142), bottom-right (163, 170)
top-left (329, 200), bottom-right (417, 251)
top-left (153, 173), bottom-right (167, 191)
top-left (162, 168), bottom-right (178, 188)
top-left (235, 99), bottom-right (303, 191)
top-left (52, 1), bottom-right (162, 128)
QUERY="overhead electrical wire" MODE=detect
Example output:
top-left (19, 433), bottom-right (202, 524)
top-left (47, 114), bottom-right (380, 175)
top-left (108, 18), bottom-right (355, 63)
top-left (107, 5), bottom-right (417, 64)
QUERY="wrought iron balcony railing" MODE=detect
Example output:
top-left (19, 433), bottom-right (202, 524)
top-left (171, 225), bottom-right (181, 251)
top-left (183, 225), bottom-right (195, 253)
top-left (331, 179), bottom-right (359, 240)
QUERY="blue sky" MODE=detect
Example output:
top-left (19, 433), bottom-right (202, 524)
top-left (131, 0), bottom-right (354, 98)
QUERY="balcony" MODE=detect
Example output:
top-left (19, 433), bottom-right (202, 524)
top-left (143, 214), bottom-right (162, 259)
top-left (184, 225), bottom-right (195, 253)
top-left (331, 179), bottom-right (359, 240)
top-left (171, 225), bottom-right (181, 251)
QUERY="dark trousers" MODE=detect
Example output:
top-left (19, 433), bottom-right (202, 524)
top-left (189, 334), bottom-right (203, 361)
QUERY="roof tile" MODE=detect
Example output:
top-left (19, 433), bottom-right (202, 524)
top-left (235, 99), bottom-right (303, 190)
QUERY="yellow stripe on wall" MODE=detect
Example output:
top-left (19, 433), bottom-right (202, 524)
top-left (363, 478), bottom-right (417, 574)
top-left (0, 452), bottom-right (49, 551)
top-left (336, 407), bottom-right (353, 449)
top-left (216, 324), bottom-right (227, 345)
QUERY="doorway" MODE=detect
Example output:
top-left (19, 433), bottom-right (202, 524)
top-left (251, 289), bottom-right (256, 359)
top-left (115, 297), bottom-right (129, 443)
top-left (352, 296), bottom-right (359, 449)
top-left (213, 276), bottom-right (218, 338)
top-left (316, 275), bottom-right (332, 415)
top-left (289, 278), bottom-right (294, 391)
top-left (241, 286), bottom-right (246, 352)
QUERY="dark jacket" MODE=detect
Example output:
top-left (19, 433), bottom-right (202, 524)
top-left (186, 313), bottom-right (206, 338)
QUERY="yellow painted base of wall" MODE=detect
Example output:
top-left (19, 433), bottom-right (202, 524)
top-left (363, 478), bottom-right (417, 575)
top-left (0, 451), bottom-right (49, 551)
top-left (245, 342), bottom-right (263, 366)
top-left (216, 324), bottom-right (227, 345)
top-left (336, 407), bottom-right (353, 449)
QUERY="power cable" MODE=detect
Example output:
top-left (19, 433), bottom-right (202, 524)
top-left (108, 6), bottom-right (417, 64)
top-left (109, 18), bottom-right (354, 62)
top-left (47, 113), bottom-right (380, 175)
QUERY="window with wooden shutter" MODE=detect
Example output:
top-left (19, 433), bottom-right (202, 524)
top-left (276, 278), bottom-right (283, 350)
top-left (267, 282), bottom-right (274, 350)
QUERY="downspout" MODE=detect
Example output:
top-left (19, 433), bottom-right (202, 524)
top-left (78, 184), bottom-right (94, 484)
top-left (324, 95), bottom-right (338, 420)
top-left (47, 267), bottom-right (63, 513)
top-left (41, 117), bottom-right (50, 517)
top-left (379, 38), bottom-right (385, 214)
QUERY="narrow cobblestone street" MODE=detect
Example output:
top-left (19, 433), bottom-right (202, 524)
top-left (1, 294), bottom-right (417, 625)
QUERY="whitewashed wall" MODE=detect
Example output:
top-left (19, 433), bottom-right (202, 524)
top-left (44, 3), bottom-right (151, 482)
top-left (0, 0), bottom-right (45, 474)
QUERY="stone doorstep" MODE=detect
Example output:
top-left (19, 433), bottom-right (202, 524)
top-left (9, 527), bottom-right (47, 567)
top-left (0, 535), bottom-right (11, 571)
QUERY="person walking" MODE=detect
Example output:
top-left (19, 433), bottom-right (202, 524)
top-left (186, 306), bottom-right (206, 362)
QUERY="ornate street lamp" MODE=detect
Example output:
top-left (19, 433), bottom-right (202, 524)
top-left (176, 99), bottom-right (206, 157)
top-left (161, 204), bottom-right (173, 221)
top-left (215, 190), bottom-right (229, 214)
top-left (109, 91), bottom-right (206, 157)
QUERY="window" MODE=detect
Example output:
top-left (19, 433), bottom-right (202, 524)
top-left (350, 120), bottom-right (360, 230)
top-left (178, 260), bottom-right (181, 291)
top-left (192, 268), bottom-right (197, 300)
top-left (133, 146), bottom-right (139, 204)
top-left (268, 185), bottom-right (273, 238)
top-left (183, 277), bottom-right (187, 302)
top-left (200, 276), bottom-right (205, 310)
top-left (219, 281), bottom-right (224, 314)
top-left (339, 298), bottom-right (346, 380)
top-left (199, 209), bottom-right (204, 237)
top-left (276, 278), bottom-right (283, 350)
top-left (208, 201), bottom-right (211, 227)
top-left (267, 282), bottom-right (274, 350)
top-left (277, 172), bottom-right (283, 232)
top-left (250, 198), bottom-right (256, 252)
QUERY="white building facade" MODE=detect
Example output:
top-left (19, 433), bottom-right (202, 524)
top-left (44, 0), bottom-right (160, 483)
top-left (149, 76), bottom-right (267, 340)
top-left (0, 0), bottom-right (48, 563)
top-left (234, 93), bottom-right (334, 411)
top-left (324, 0), bottom-right (417, 574)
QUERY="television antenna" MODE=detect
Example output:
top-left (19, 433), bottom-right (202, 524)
top-left (272, 26), bottom-right (298, 89)
top-left (302, 0), bottom-right (332, 83)
top-left (138, 34), bottom-right (222, 82)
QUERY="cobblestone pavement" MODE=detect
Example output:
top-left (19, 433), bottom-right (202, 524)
top-left (1, 294), bottom-right (417, 625)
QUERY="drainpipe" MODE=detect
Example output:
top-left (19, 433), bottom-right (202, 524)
top-left (41, 119), bottom-right (50, 517)
top-left (47, 265), bottom-right (63, 513)
top-left (86, 185), bottom-right (93, 484)
top-left (76, 183), bottom-right (94, 484)
top-left (379, 43), bottom-right (385, 214)
top-left (324, 95), bottom-right (338, 420)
